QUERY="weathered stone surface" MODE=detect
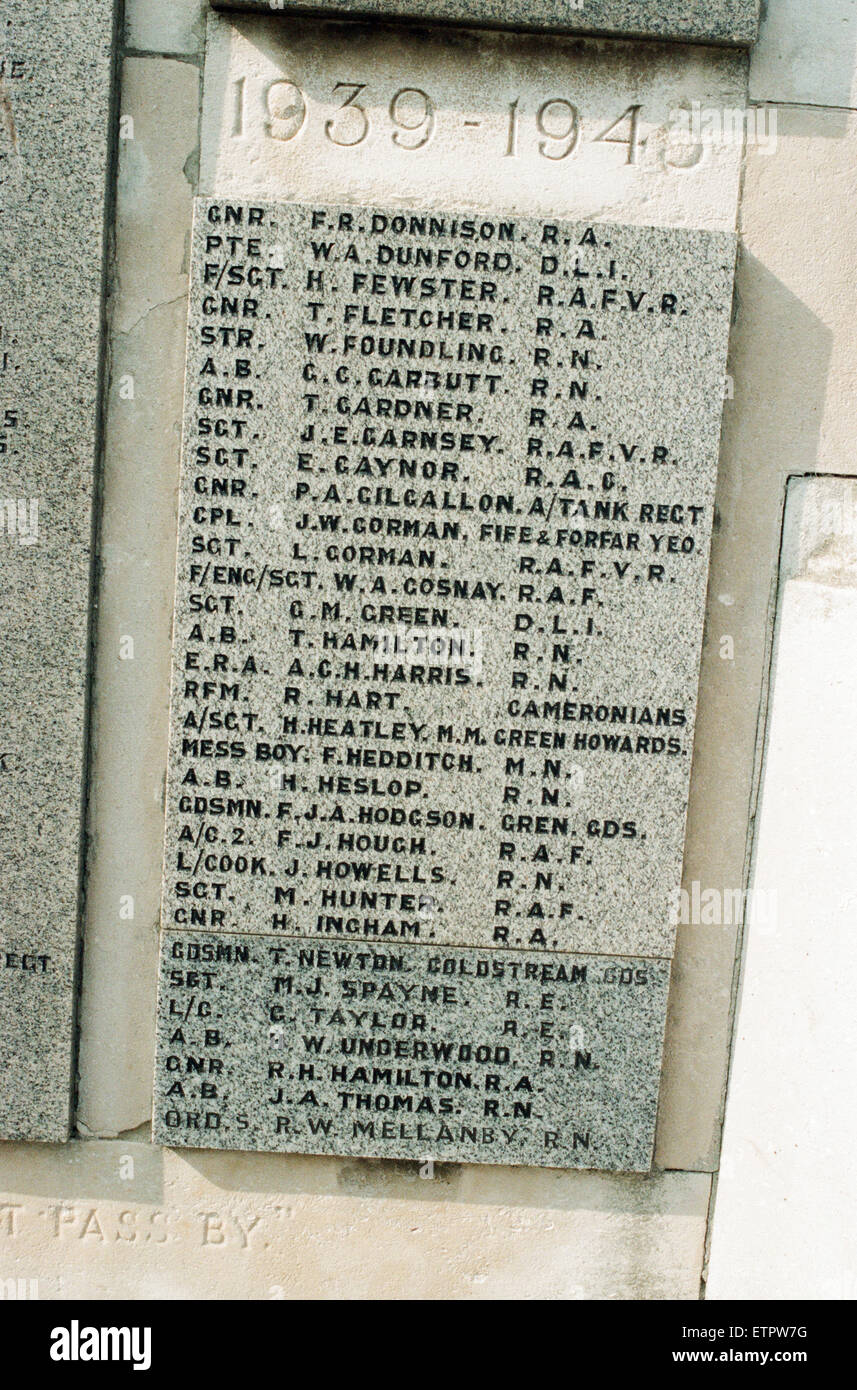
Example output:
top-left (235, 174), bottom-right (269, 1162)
top-left (0, 1), bottom-right (116, 1140)
top-left (750, 0), bottom-right (857, 108)
top-left (201, 12), bottom-right (747, 232)
top-left (210, 0), bottom-right (760, 46)
top-left (0, 1135), bottom-right (711, 1298)
top-left (154, 198), bottom-right (734, 1167)
top-left (707, 477), bottom-right (857, 1299)
top-left (126, 0), bottom-right (207, 55)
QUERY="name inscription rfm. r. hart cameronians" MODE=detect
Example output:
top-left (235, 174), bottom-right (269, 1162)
top-left (154, 199), bottom-right (735, 1170)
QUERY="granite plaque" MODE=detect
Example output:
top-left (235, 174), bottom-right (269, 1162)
top-left (157, 932), bottom-right (670, 1167)
top-left (154, 199), bottom-right (735, 1169)
top-left (210, 0), bottom-right (761, 46)
top-left (0, 1), bottom-right (115, 1139)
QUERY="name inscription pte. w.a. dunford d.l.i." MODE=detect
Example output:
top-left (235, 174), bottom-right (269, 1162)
top-left (154, 199), bottom-right (735, 1170)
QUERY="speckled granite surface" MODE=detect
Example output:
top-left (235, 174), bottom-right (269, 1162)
top-left (155, 932), bottom-right (671, 1169)
top-left (0, 0), bottom-right (115, 1140)
top-left (155, 199), bottom-right (735, 1168)
top-left (211, 0), bottom-right (760, 45)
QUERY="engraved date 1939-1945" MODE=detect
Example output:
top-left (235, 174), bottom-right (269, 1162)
top-left (231, 77), bottom-right (702, 168)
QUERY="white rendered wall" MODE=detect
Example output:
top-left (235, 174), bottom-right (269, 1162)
top-left (707, 477), bottom-right (857, 1300)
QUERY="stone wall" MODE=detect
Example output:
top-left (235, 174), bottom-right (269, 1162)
top-left (1, 0), bottom-right (855, 1301)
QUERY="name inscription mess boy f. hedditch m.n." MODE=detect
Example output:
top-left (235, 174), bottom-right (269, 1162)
top-left (153, 199), bottom-right (735, 1170)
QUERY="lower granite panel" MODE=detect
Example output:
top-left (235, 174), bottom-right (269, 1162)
top-left (154, 931), bottom-right (669, 1170)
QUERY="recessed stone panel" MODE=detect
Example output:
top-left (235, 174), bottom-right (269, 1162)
top-left (200, 12), bottom-right (748, 232)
